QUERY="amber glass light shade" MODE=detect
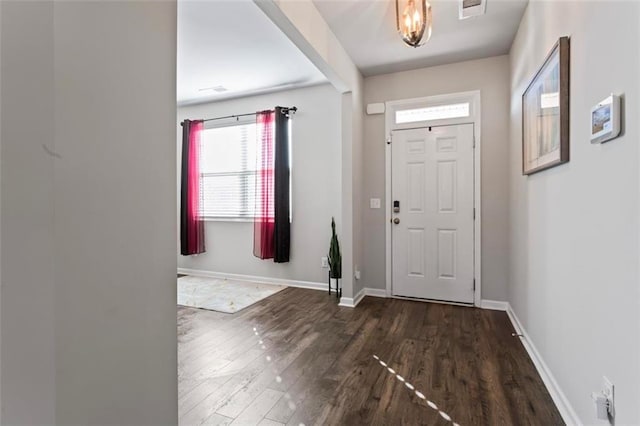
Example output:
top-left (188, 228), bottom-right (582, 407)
top-left (396, 0), bottom-right (432, 48)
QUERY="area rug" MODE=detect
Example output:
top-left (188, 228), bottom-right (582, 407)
top-left (177, 275), bottom-right (286, 314)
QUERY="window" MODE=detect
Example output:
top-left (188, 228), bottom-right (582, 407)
top-left (199, 122), bottom-right (260, 219)
top-left (395, 102), bottom-right (470, 124)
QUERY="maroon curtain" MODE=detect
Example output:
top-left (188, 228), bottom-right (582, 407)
top-left (253, 111), bottom-right (275, 259)
top-left (273, 107), bottom-right (290, 263)
top-left (180, 119), bottom-right (206, 255)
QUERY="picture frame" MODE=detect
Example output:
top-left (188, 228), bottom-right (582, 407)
top-left (522, 36), bottom-right (570, 175)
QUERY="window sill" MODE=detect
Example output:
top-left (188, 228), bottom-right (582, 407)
top-left (202, 217), bottom-right (292, 224)
top-left (203, 217), bottom-right (254, 223)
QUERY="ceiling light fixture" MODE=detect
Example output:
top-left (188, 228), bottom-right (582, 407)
top-left (396, 0), bottom-right (432, 48)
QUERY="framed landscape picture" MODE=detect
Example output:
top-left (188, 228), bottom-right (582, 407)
top-left (522, 36), bottom-right (570, 175)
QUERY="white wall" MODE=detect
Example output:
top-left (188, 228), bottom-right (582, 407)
top-left (178, 84), bottom-right (342, 285)
top-left (255, 0), bottom-right (364, 300)
top-left (509, 1), bottom-right (640, 424)
top-left (338, 81), bottom-right (366, 299)
top-left (362, 56), bottom-right (511, 301)
top-left (1, 1), bottom-right (178, 424)
top-left (351, 79), bottom-right (365, 297)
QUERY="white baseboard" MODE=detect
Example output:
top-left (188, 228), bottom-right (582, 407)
top-left (177, 268), bottom-right (326, 292)
top-left (480, 299), bottom-right (509, 311)
top-left (506, 304), bottom-right (581, 425)
top-left (339, 287), bottom-right (365, 308)
top-left (339, 287), bottom-right (387, 307)
top-left (337, 297), bottom-right (355, 307)
top-left (365, 288), bottom-right (388, 298)
top-left (179, 270), bottom-right (389, 308)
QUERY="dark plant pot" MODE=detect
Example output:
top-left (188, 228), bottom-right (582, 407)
top-left (328, 276), bottom-right (342, 299)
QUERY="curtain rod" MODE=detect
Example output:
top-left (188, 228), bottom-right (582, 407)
top-left (181, 106), bottom-right (297, 125)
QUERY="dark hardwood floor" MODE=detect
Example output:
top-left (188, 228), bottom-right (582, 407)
top-left (178, 287), bottom-right (563, 425)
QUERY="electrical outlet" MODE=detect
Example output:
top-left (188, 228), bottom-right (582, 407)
top-left (603, 376), bottom-right (615, 419)
top-left (592, 391), bottom-right (609, 421)
top-left (321, 257), bottom-right (329, 268)
top-left (593, 377), bottom-right (615, 422)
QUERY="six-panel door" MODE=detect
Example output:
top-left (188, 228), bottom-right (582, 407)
top-left (391, 124), bottom-right (475, 304)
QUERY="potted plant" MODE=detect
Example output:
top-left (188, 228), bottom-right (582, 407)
top-left (328, 217), bottom-right (342, 297)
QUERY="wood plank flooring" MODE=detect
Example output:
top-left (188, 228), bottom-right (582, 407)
top-left (178, 287), bottom-right (563, 425)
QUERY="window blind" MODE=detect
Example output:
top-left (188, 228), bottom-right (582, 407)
top-left (199, 123), bottom-right (268, 218)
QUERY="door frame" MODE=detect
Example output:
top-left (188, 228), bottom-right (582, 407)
top-left (384, 90), bottom-right (482, 306)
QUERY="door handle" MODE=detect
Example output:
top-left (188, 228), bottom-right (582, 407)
top-left (393, 217), bottom-right (400, 225)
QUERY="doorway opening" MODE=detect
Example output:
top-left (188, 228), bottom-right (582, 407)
top-left (384, 91), bottom-right (482, 306)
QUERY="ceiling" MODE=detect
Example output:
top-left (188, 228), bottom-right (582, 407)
top-left (177, 0), bottom-right (529, 104)
top-left (177, 0), bottom-right (327, 105)
top-left (313, 0), bottom-right (528, 76)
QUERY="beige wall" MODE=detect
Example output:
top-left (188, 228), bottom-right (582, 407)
top-left (178, 84), bottom-right (342, 285)
top-left (1, 2), bottom-right (178, 423)
top-left (362, 55), bottom-right (511, 301)
top-left (509, 1), bottom-right (640, 423)
top-left (1, 2), bottom-right (56, 422)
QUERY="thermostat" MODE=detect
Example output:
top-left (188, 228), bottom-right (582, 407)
top-left (590, 94), bottom-right (621, 144)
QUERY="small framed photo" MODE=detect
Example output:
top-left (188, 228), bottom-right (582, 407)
top-left (591, 94), bottom-right (621, 144)
top-left (522, 36), bottom-right (570, 175)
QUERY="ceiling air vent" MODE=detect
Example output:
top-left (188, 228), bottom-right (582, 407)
top-left (459, 0), bottom-right (486, 19)
top-left (198, 85), bottom-right (228, 93)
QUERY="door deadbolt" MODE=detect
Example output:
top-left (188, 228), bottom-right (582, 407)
top-left (393, 218), bottom-right (400, 225)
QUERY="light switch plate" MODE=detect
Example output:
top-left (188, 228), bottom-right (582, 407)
top-left (370, 198), bottom-right (381, 209)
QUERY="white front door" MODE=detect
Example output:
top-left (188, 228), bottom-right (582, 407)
top-left (391, 124), bottom-right (475, 304)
